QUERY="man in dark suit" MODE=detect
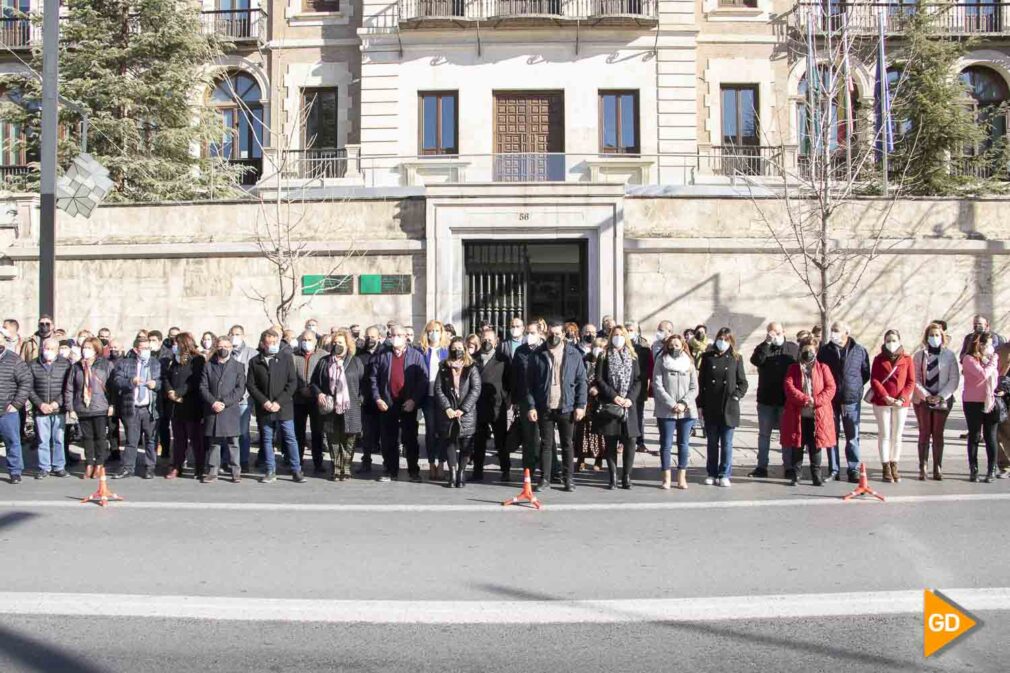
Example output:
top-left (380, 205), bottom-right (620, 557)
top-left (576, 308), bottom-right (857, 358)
top-left (246, 329), bottom-right (302, 484)
top-left (110, 335), bottom-right (162, 479)
top-left (473, 326), bottom-right (512, 482)
top-left (368, 324), bottom-right (427, 482)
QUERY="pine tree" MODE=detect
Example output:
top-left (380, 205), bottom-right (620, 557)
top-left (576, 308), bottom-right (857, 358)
top-left (0, 0), bottom-right (245, 201)
top-left (889, 10), bottom-right (1004, 195)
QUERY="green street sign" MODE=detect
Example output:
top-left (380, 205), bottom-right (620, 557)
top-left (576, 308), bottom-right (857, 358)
top-left (359, 274), bottom-right (411, 295)
top-left (302, 274), bottom-right (353, 296)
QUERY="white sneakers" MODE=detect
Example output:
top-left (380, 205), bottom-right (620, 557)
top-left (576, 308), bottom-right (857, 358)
top-left (703, 476), bottom-right (716, 486)
top-left (717, 477), bottom-right (732, 487)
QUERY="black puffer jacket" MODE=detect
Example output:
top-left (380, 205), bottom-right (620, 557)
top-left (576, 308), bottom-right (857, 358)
top-left (28, 356), bottom-right (71, 414)
top-left (434, 362), bottom-right (481, 439)
top-left (0, 349), bottom-right (31, 410)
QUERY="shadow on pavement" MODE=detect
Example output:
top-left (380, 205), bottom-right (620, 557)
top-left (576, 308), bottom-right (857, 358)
top-left (0, 511), bottom-right (38, 531)
top-left (475, 582), bottom-right (948, 673)
top-left (0, 625), bottom-right (111, 673)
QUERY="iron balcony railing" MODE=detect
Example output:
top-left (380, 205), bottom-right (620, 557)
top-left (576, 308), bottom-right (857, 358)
top-left (795, 2), bottom-right (1010, 35)
top-left (398, 0), bottom-right (658, 23)
top-left (281, 148), bottom-right (353, 180)
top-left (0, 164), bottom-right (33, 181)
top-left (200, 9), bottom-right (267, 41)
top-left (0, 17), bottom-right (35, 49)
top-left (702, 145), bottom-right (786, 179)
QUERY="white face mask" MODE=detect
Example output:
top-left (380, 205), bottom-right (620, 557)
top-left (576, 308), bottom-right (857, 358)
top-left (770, 333), bottom-right (784, 347)
top-left (525, 333), bottom-right (539, 347)
top-left (307, 324), bottom-right (318, 335)
top-left (510, 327), bottom-right (523, 339)
top-left (202, 339), bottom-right (213, 350)
top-left (984, 343), bottom-right (996, 357)
top-left (927, 335), bottom-right (942, 349)
top-left (42, 349), bottom-right (57, 362)
top-left (59, 348), bottom-right (70, 359)
top-left (392, 335), bottom-right (405, 349)
top-left (830, 331), bottom-right (844, 346)
top-left (428, 331), bottom-right (440, 343)
top-left (231, 335), bottom-right (244, 348)
top-left (611, 335), bottom-right (626, 349)
top-left (654, 331), bottom-right (666, 343)
top-left (884, 341), bottom-right (901, 354)
top-left (82, 347), bottom-right (96, 360)
top-left (715, 339), bottom-right (729, 353)
top-left (301, 340), bottom-right (315, 352)
top-left (592, 347), bottom-right (604, 358)
top-left (138, 349), bottom-right (151, 361)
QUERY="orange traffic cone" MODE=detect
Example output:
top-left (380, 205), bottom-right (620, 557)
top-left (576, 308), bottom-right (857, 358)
top-left (842, 462), bottom-right (885, 502)
top-left (81, 466), bottom-right (124, 507)
top-left (502, 468), bottom-right (542, 510)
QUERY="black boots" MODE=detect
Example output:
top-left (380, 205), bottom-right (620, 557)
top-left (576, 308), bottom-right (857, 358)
top-left (786, 469), bottom-right (798, 486)
top-left (810, 466), bottom-right (823, 487)
top-left (456, 466), bottom-right (465, 488)
top-left (621, 469), bottom-right (632, 490)
top-left (606, 461), bottom-right (617, 490)
top-left (444, 466), bottom-right (457, 488)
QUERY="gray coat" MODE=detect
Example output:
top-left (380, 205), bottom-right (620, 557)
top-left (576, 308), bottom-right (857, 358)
top-left (310, 354), bottom-right (365, 435)
top-left (200, 356), bottom-right (247, 438)
top-left (652, 352), bottom-right (699, 420)
top-left (434, 362), bottom-right (481, 439)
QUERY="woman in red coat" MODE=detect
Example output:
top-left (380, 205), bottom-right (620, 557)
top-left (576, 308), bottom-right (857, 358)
top-left (780, 338), bottom-right (837, 486)
top-left (869, 329), bottom-right (916, 483)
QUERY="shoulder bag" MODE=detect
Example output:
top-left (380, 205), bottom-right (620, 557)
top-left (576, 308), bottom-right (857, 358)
top-left (864, 361), bottom-right (898, 404)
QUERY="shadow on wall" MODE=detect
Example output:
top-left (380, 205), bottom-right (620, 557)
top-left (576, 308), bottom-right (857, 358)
top-left (636, 272), bottom-right (765, 344)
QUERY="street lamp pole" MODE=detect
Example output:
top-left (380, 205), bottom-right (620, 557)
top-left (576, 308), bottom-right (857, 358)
top-left (39, 0), bottom-right (59, 318)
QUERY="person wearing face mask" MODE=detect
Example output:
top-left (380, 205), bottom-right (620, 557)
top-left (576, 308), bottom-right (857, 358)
top-left (912, 323), bottom-right (960, 481)
top-left (526, 321), bottom-right (588, 493)
top-left (578, 323), bottom-right (598, 357)
top-left (196, 336), bottom-right (247, 483)
top-left (817, 322), bottom-right (871, 483)
top-left (304, 318), bottom-right (320, 339)
top-left (472, 326), bottom-right (512, 482)
top-left (246, 329), bottom-right (302, 484)
top-left (369, 324), bottom-right (428, 483)
top-left (162, 333), bottom-right (207, 480)
top-left (198, 332), bottom-right (217, 359)
top-left (63, 337), bottom-right (114, 480)
top-left (688, 325), bottom-right (709, 370)
top-left (697, 327), bottom-right (749, 487)
top-left (748, 322), bottom-right (799, 479)
top-left (435, 337), bottom-right (482, 488)
top-left (869, 329), bottom-right (915, 483)
top-left (780, 338), bottom-right (837, 486)
top-left (355, 325), bottom-right (384, 474)
top-left (225, 325), bottom-right (258, 471)
top-left (291, 330), bottom-right (326, 475)
top-left (575, 335), bottom-right (607, 474)
top-left (564, 322), bottom-right (580, 346)
top-left (651, 320), bottom-right (674, 361)
top-left (962, 331), bottom-right (1001, 483)
top-left (653, 333), bottom-right (698, 490)
top-left (103, 338), bottom-right (124, 464)
top-left (420, 320), bottom-right (450, 481)
top-left (310, 330), bottom-right (364, 482)
top-left (464, 334), bottom-right (480, 358)
top-left (600, 315), bottom-right (616, 336)
top-left (510, 321), bottom-right (543, 476)
top-left (27, 337), bottom-right (70, 479)
top-left (110, 336), bottom-right (162, 480)
top-left (19, 314), bottom-right (54, 364)
top-left (501, 316), bottom-right (526, 359)
top-left (593, 326), bottom-right (642, 490)
top-left (623, 320), bottom-right (654, 457)
top-left (959, 314), bottom-right (1004, 360)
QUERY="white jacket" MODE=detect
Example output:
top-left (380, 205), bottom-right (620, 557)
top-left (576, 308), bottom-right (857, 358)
top-left (911, 347), bottom-right (960, 404)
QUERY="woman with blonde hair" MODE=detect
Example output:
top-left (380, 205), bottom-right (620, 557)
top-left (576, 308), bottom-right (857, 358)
top-left (912, 322), bottom-right (959, 480)
top-left (420, 319), bottom-right (449, 480)
top-left (435, 336), bottom-right (481, 488)
top-left (593, 325), bottom-right (642, 489)
top-left (653, 333), bottom-right (698, 489)
top-left (962, 330), bottom-right (1001, 483)
top-left (311, 329), bottom-right (364, 481)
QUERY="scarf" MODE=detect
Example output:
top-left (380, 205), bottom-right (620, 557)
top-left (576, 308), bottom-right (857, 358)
top-left (924, 347), bottom-right (940, 396)
top-left (82, 359), bottom-right (93, 408)
top-left (662, 351), bottom-right (692, 374)
top-left (328, 356), bottom-right (350, 415)
top-left (608, 348), bottom-right (633, 397)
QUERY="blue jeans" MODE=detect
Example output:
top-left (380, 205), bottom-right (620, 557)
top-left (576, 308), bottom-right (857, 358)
top-left (829, 401), bottom-right (862, 473)
top-left (35, 413), bottom-right (66, 473)
top-left (657, 417), bottom-right (695, 470)
top-left (756, 403), bottom-right (785, 469)
top-left (422, 396), bottom-right (444, 464)
top-left (705, 421), bottom-right (735, 479)
top-left (0, 410), bottom-right (23, 476)
top-left (259, 419), bottom-right (300, 474)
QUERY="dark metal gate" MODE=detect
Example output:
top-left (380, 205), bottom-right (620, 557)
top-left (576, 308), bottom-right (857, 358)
top-left (463, 242), bottom-right (530, 337)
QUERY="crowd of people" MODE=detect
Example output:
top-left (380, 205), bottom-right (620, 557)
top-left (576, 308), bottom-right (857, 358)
top-left (1, 312), bottom-right (1009, 490)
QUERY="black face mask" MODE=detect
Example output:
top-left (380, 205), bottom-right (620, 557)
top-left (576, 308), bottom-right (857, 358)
top-left (548, 335), bottom-right (562, 347)
top-left (364, 338), bottom-right (377, 350)
top-left (163, 338), bottom-right (173, 349)
top-left (39, 324), bottom-right (52, 336)
top-left (800, 350), bottom-right (816, 364)
top-left (480, 339), bottom-right (494, 353)
top-left (217, 348), bottom-right (230, 359)
top-left (351, 330), bottom-right (361, 339)
top-left (450, 349), bottom-right (464, 360)
top-left (333, 344), bottom-right (346, 356)
top-left (582, 333), bottom-right (595, 344)
top-left (99, 338), bottom-right (109, 347)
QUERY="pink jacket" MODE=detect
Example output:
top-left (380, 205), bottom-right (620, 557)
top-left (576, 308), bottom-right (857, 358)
top-left (961, 355), bottom-right (998, 405)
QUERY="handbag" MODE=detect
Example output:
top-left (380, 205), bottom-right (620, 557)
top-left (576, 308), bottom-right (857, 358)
top-left (864, 363), bottom-right (899, 404)
top-left (597, 402), bottom-right (628, 423)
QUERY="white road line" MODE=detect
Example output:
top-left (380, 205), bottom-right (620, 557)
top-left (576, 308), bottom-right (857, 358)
top-left (0, 589), bottom-right (1007, 624)
top-left (1, 493), bottom-right (1010, 513)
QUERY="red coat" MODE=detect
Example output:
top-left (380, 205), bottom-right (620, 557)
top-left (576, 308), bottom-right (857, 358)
top-left (869, 353), bottom-right (915, 407)
top-left (780, 362), bottom-right (837, 450)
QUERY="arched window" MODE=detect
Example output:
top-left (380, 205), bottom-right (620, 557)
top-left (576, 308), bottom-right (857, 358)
top-left (796, 67), bottom-right (860, 156)
top-left (960, 65), bottom-right (1008, 155)
top-left (208, 71), bottom-right (264, 184)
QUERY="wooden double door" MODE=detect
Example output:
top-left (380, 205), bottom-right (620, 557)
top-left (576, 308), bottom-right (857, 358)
top-left (493, 91), bottom-right (565, 182)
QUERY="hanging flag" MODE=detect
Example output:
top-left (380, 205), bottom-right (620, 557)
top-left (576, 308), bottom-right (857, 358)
top-left (874, 4), bottom-right (895, 159)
